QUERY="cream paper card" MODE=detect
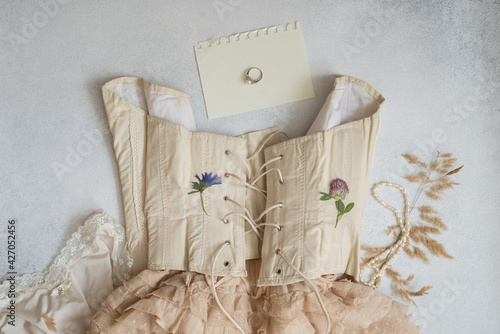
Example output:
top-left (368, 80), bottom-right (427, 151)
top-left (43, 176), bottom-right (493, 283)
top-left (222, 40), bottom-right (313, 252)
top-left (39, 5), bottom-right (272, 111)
top-left (194, 22), bottom-right (314, 119)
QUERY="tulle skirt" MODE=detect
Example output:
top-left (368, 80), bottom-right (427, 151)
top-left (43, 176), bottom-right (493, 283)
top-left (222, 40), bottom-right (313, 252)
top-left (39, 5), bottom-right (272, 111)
top-left (89, 262), bottom-right (419, 334)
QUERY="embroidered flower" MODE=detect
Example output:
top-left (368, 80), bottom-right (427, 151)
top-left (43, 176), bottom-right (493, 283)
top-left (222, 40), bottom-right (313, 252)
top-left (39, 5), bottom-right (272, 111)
top-left (188, 172), bottom-right (222, 215)
top-left (41, 313), bottom-right (57, 332)
top-left (320, 178), bottom-right (355, 228)
top-left (51, 280), bottom-right (72, 298)
top-left (329, 178), bottom-right (349, 200)
top-left (191, 172), bottom-right (222, 191)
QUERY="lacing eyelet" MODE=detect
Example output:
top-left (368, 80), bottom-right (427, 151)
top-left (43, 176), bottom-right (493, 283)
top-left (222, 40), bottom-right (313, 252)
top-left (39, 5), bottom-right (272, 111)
top-left (224, 173), bottom-right (229, 178)
top-left (222, 218), bottom-right (229, 224)
top-left (223, 196), bottom-right (229, 201)
top-left (278, 202), bottom-right (283, 207)
top-left (225, 150), bottom-right (230, 155)
top-left (223, 261), bottom-right (230, 267)
top-left (275, 248), bottom-right (281, 255)
top-left (279, 154), bottom-right (284, 159)
top-left (279, 178), bottom-right (285, 184)
top-left (276, 268), bottom-right (282, 275)
top-left (278, 225), bottom-right (283, 231)
top-left (225, 240), bottom-right (231, 245)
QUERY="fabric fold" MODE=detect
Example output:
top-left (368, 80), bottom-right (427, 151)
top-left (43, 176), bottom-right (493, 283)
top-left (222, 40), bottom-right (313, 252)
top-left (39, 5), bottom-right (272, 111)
top-left (89, 269), bottom-right (419, 333)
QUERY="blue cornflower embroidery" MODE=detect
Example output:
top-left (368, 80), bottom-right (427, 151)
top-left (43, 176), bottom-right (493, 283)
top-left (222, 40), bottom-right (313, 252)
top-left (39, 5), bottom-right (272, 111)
top-left (188, 172), bottom-right (222, 215)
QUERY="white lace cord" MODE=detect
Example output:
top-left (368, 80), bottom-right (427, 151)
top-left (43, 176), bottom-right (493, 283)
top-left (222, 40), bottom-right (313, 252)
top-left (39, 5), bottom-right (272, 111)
top-left (250, 167), bottom-right (284, 186)
top-left (213, 197), bottom-right (283, 333)
top-left (224, 149), bottom-right (285, 234)
top-left (225, 172), bottom-right (267, 199)
top-left (242, 149), bottom-right (330, 334)
top-left (223, 199), bottom-right (285, 239)
top-left (210, 241), bottom-right (246, 334)
top-left (276, 249), bottom-right (332, 334)
top-left (211, 184), bottom-right (285, 331)
top-left (223, 211), bottom-right (262, 240)
top-left (247, 131), bottom-right (287, 191)
top-left (253, 222), bottom-right (283, 230)
top-left (258, 149), bottom-right (330, 333)
top-left (253, 202), bottom-right (284, 222)
top-left (359, 182), bottom-right (411, 287)
top-left (224, 196), bottom-right (256, 222)
top-left (225, 131), bottom-right (287, 198)
top-left (248, 214), bottom-right (284, 235)
top-left (247, 130), bottom-right (289, 161)
top-left (210, 147), bottom-right (288, 333)
top-left (0, 210), bottom-right (132, 301)
top-left (256, 155), bottom-right (282, 174)
top-left (225, 149), bottom-right (252, 178)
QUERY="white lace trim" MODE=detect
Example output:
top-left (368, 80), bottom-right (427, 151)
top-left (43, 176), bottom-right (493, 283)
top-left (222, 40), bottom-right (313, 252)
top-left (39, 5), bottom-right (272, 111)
top-left (0, 210), bottom-right (133, 301)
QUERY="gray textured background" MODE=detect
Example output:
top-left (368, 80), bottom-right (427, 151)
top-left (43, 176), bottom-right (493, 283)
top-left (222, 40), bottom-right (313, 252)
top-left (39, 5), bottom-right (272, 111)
top-left (1, 0), bottom-right (499, 332)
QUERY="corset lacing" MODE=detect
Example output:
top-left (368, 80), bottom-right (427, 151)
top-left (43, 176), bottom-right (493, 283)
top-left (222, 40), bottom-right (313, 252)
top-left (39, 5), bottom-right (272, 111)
top-left (210, 130), bottom-right (332, 334)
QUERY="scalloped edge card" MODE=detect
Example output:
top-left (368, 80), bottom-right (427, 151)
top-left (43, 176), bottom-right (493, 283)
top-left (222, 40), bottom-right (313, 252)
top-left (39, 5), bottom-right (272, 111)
top-left (194, 22), bottom-right (314, 119)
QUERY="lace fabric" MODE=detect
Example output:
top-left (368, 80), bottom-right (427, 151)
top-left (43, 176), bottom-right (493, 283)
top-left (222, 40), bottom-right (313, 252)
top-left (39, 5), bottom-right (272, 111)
top-left (0, 210), bottom-right (133, 333)
top-left (0, 210), bottom-right (132, 301)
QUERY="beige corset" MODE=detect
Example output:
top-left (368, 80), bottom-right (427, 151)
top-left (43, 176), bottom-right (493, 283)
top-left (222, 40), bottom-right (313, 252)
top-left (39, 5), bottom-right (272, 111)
top-left (103, 75), bottom-right (384, 285)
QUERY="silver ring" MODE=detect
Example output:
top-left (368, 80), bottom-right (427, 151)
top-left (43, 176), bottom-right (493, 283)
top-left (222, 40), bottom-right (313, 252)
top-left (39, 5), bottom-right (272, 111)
top-left (245, 67), bottom-right (263, 84)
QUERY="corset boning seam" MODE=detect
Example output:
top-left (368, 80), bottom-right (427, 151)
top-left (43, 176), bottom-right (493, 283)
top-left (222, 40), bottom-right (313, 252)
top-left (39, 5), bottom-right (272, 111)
top-left (131, 111), bottom-right (148, 261)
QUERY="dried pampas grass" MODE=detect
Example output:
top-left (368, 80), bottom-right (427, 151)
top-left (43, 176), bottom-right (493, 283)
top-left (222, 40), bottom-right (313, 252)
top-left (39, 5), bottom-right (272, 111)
top-left (362, 151), bottom-right (462, 306)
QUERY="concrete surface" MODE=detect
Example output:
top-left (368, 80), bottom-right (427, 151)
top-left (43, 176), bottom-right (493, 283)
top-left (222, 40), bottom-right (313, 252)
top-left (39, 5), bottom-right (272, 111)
top-left (1, 0), bottom-right (499, 332)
